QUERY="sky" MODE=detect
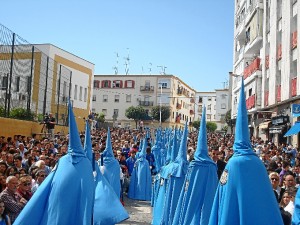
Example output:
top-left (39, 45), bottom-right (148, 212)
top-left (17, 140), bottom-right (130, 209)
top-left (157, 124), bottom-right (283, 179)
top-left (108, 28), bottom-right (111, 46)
top-left (0, 0), bottom-right (234, 92)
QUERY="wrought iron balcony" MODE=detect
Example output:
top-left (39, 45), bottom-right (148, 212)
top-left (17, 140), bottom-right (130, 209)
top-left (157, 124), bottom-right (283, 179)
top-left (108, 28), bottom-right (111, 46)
top-left (140, 86), bottom-right (154, 92)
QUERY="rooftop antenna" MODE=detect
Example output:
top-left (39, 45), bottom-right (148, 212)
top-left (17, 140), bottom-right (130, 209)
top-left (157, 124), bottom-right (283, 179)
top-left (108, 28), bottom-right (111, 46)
top-left (124, 48), bottom-right (130, 75)
top-left (112, 52), bottom-right (119, 75)
top-left (157, 65), bottom-right (167, 75)
top-left (149, 63), bottom-right (152, 75)
top-left (141, 66), bottom-right (144, 75)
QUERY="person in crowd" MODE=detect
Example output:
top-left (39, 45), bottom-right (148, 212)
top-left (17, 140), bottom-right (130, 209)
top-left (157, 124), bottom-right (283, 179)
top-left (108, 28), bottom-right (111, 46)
top-left (16, 175), bottom-right (32, 201)
top-left (269, 172), bottom-right (285, 202)
top-left (279, 161), bottom-right (291, 186)
top-left (0, 176), bottom-right (27, 223)
top-left (46, 113), bottom-right (56, 139)
top-left (126, 150), bottom-right (136, 176)
top-left (0, 200), bottom-right (11, 225)
top-left (145, 146), bottom-right (155, 175)
top-left (31, 170), bottom-right (47, 194)
top-left (210, 148), bottom-right (226, 179)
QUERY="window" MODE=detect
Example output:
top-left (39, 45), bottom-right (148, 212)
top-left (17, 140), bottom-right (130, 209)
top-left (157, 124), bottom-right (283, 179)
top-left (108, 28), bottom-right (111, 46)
top-left (1, 76), bottom-right (8, 90)
top-left (26, 76), bottom-right (31, 92)
top-left (214, 115), bottom-right (216, 119)
top-left (113, 80), bottom-right (122, 88)
top-left (94, 80), bottom-right (100, 88)
top-left (208, 104), bottom-right (211, 110)
top-left (74, 85), bottom-right (78, 100)
top-left (84, 88), bottom-right (87, 102)
top-left (198, 97), bottom-right (202, 103)
top-left (145, 80), bottom-right (150, 87)
top-left (221, 94), bottom-right (226, 99)
top-left (15, 76), bottom-right (20, 92)
top-left (249, 88), bottom-right (252, 97)
top-left (207, 114), bottom-right (211, 120)
top-left (91, 108), bottom-right (95, 113)
top-left (221, 103), bottom-right (226, 109)
top-left (102, 109), bottom-right (107, 116)
top-left (115, 95), bottom-right (120, 102)
top-left (161, 82), bottom-right (168, 89)
top-left (79, 86), bottom-right (83, 101)
top-left (102, 80), bottom-right (110, 88)
top-left (126, 94), bottom-right (131, 102)
top-left (208, 97), bottom-right (212, 101)
top-left (214, 105), bottom-right (216, 110)
top-left (125, 80), bottom-right (135, 88)
top-left (92, 95), bottom-right (96, 101)
top-left (113, 109), bottom-right (119, 116)
top-left (103, 95), bottom-right (108, 102)
top-left (63, 81), bottom-right (67, 98)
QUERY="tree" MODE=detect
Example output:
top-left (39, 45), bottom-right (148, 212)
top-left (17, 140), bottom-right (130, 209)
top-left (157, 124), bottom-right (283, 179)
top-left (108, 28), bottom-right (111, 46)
top-left (125, 106), bottom-right (147, 128)
top-left (225, 109), bottom-right (233, 133)
top-left (95, 112), bottom-right (105, 123)
top-left (151, 105), bottom-right (171, 123)
top-left (192, 120), bottom-right (200, 130)
top-left (206, 121), bottom-right (217, 133)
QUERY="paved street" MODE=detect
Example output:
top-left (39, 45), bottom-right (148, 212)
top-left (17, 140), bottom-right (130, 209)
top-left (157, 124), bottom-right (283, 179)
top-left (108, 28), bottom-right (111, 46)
top-left (119, 195), bottom-right (152, 225)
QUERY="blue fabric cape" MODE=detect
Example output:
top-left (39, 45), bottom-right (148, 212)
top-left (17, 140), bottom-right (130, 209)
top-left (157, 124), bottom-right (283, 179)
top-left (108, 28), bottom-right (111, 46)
top-left (208, 79), bottom-right (283, 225)
top-left (172, 106), bottom-right (218, 225)
top-left (128, 138), bottom-right (152, 201)
top-left (292, 188), bottom-right (300, 225)
top-left (100, 128), bottom-right (121, 198)
top-left (14, 100), bottom-right (95, 225)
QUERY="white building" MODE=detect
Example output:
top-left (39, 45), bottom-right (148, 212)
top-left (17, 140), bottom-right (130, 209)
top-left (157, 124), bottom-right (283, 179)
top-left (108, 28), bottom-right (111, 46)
top-left (195, 89), bottom-right (229, 131)
top-left (92, 74), bottom-right (196, 129)
top-left (232, 0), bottom-right (299, 145)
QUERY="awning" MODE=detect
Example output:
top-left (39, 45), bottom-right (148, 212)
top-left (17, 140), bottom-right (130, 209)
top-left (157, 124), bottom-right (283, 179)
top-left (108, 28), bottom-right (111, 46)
top-left (284, 121), bottom-right (300, 137)
top-left (259, 121), bottom-right (271, 129)
top-left (269, 125), bottom-right (286, 134)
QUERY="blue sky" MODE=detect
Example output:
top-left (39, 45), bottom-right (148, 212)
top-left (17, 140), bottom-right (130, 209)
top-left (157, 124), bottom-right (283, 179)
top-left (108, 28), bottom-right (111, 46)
top-left (0, 0), bottom-right (234, 92)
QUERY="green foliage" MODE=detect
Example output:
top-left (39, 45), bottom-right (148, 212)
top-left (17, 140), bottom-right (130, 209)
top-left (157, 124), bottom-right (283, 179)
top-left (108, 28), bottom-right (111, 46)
top-left (192, 120), bottom-right (200, 130)
top-left (225, 109), bottom-right (231, 125)
top-left (222, 125), bottom-right (228, 133)
top-left (151, 105), bottom-right (171, 122)
top-left (206, 121), bottom-right (217, 132)
top-left (0, 106), bottom-right (4, 117)
top-left (125, 106), bottom-right (147, 128)
top-left (96, 112), bottom-right (105, 123)
top-left (10, 107), bottom-right (35, 121)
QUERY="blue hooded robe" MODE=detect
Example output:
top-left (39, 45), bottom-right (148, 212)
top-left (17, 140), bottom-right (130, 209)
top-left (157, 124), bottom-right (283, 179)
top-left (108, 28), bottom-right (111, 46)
top-left (128, 137), bottom-right (152, 201)
top-left (292, 188), bottom-right (300, 225)
top-left (84, 122), bottom-right (129, 225)
top-left (99, 128), bottom-right (121, 198)
top-left (208, 79), bottom-right (283, 225)
top-left (160, 123), bottom-right (189, 225)
top-left (172, 106), bottom-right (218, 225)
top-left (14, 100), bottom-right (95, 225)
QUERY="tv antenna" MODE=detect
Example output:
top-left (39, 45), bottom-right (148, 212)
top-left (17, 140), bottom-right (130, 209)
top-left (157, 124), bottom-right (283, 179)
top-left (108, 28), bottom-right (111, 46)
top-left (112, 52), bottom-right (119, 75)
top-left (149, 63), bottom-right (152, 75)
top-left (124, 48), bottom-right (130, 75)
top-left (157, 65), bottom-right (167, 75)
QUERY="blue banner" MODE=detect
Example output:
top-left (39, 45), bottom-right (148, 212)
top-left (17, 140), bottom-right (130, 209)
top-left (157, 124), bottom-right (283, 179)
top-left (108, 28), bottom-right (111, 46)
top-left (292, 104), bottom-right (300, 117)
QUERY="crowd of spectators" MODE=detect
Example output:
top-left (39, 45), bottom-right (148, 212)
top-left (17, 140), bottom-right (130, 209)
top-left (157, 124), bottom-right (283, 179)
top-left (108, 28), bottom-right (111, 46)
top-left (0, 128), bottom-right (298, 224)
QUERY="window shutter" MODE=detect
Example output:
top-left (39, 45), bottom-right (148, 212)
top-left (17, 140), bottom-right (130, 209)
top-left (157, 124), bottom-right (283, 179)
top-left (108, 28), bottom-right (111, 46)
top-left (108, 80), bottom-right (111, 88)
top-left (132, 80), bottom-right (135, 88)
top-left (120, 80), bottom-right (123, 88)
top-left (124, 80), bottom-right (127, 88)
top-left (101, 81), bottom-right (105, 88)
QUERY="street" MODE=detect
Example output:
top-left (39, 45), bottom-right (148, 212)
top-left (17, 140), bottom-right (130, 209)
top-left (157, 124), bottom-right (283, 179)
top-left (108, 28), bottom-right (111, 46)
top-left (119, 195), bottom-right (152, 225)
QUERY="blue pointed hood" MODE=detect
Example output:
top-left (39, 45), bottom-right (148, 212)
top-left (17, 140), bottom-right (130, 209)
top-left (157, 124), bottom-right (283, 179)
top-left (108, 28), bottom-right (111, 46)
top-left (103, 128), bottom-right (114, 158)
top-left (67, 100), bottom-right (85, 163)
top-left (170, 128), bottom-right (179, 162)
top-left (233, 79), bottom-right (255, 155)
top-left (194, 106), bottom-right (214, 163)
top-left (84, 121), bottom-right (93, 162)
top-left (140, 137), bottom-right (147, 158)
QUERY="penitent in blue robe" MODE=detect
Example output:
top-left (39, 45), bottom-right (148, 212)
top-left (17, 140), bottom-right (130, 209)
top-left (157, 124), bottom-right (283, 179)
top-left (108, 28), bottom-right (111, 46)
top-left (172, 106), bottom-right (218, 225)
top-left (14, 100), bottom-right (95, 225)
top-left (208, 79), bottom-right (283, 225)
top-left (128, 138), bottom-right (152, 201)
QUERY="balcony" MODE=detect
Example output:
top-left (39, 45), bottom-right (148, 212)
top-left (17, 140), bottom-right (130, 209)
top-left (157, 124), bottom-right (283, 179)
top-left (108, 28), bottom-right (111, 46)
top-left (292, 31), bottom-right (297, 49)
top-left (265, 91), bottom-right (269, 106)
top-left (246, 94), bottom-right (255, 110)
top-left (277, 44), bottom-right (282, 61)
top-left (190, 110), bottom-right (194, 115)
top-left (190, 98), bottom-right (195, 103)
top-left (277, 85), bottom-right (281, 102)
top-left (139, 101), bottom-right (154, 106)
top-left (243, 57), bottom-right (261, 79)
top-left (291, 77), bottom-right (297, 97)
top-left (265, 55), bottom-right (269, 69)
top-left (140, 86), bottom-right (154, 92)
top-left (176, 103), bottom-right (182, 109)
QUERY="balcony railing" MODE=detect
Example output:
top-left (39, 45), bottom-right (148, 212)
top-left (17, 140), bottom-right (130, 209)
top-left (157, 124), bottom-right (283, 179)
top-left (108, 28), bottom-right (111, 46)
top-left (265, 91), bottom-right (269, 106)
top-left (176, 103), bottom-right (182, 109)
top-left (291, 77), bottom-right (297, 97)
top-left (139, 101), bottom-right (154, 106)
top-left (265, 55), bottom-right (269, 69)
top-left (244, 57), bottom-right (261, 79)
top-left (277, 44), bottom-right (282, 61)
top-left (140, 86), bottom-right (154, 92)
top-left (292, 31), bottom-right (297, 49)
top-left (277, 85), bottom-right (281, 102)
top-left (246, 94), bottom-right (256, 109)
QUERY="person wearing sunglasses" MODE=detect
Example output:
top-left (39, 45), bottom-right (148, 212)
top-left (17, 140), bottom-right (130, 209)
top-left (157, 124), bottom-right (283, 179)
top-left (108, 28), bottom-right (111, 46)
top-left (16, 175), bottom-right (32, 201)
top-left (269, 172), bottom-right (285, 203)
top-left (31, 170), bottom-right (46, 194)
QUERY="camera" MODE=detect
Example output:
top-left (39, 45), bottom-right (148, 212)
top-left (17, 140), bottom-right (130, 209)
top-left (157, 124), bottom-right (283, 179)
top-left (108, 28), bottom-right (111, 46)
top-left (41, 114), bottom-right (50, 124)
